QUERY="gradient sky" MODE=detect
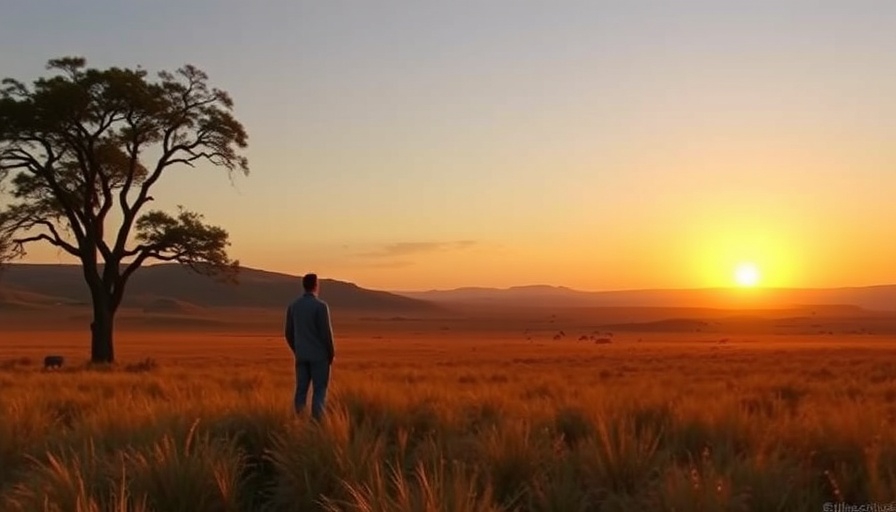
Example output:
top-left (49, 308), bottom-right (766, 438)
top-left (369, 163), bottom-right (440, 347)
top-left (2, 0), bottom-right (895, 291)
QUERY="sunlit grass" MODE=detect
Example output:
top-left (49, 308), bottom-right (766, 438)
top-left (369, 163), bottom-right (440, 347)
top-left (1, 335), bottom-right (894, 510)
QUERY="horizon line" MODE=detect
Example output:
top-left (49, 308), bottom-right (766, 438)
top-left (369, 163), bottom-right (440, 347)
top-left (4, 261), bottom-right (895, 295)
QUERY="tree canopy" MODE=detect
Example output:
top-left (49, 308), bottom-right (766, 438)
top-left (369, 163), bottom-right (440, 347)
top-left (0, 57), bottom-right (249, 362)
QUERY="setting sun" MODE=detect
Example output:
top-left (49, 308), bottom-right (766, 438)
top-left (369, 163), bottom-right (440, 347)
top-left (734, 263), bottom-right (761, 287)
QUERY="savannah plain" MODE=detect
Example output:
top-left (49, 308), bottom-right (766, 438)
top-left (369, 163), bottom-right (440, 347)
top-left (4, 2), bottom-right (896, 510)
top-left (2, 300), bottom-right (895, 511)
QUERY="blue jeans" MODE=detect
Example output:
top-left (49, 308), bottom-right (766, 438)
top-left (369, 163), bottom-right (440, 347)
top-left (294, 360), bottom-right (330, 420)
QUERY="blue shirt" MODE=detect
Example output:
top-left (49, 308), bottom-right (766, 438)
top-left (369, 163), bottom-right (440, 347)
top-left (284, 292), bottom-right (335, 362)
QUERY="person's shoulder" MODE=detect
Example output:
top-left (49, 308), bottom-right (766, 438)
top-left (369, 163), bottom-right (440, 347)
top-left (288, 295), bottom-right (307, 308)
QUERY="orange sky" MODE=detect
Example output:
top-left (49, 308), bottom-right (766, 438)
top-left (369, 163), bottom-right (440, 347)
top-left (4, 1), bottom-right (896, 291)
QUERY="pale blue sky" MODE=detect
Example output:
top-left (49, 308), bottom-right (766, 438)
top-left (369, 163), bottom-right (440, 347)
top-left (2, 1), bottom-right (895, 289)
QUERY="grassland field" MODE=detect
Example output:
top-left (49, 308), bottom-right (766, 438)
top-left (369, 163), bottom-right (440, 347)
top-left (1, 311), bottom-right (895, 511)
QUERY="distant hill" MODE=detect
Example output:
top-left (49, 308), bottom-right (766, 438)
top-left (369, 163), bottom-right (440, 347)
top-left (397, 284), bottom-right (896, 311)
top-left (3, 263), bottom-right (894, 315)
top-left (0, 264), bottom-right (439, 314)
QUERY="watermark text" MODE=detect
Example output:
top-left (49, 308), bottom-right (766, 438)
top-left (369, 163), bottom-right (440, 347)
top-left (823, 503), bottom-right (896, 512)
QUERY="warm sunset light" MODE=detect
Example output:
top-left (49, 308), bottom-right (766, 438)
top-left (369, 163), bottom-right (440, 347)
top-left (3, 4), bottom-right (896, 511)
top-left (734, 263), bottom-right (761, 287)
top-left (2, 3), bottom-right (895, 292)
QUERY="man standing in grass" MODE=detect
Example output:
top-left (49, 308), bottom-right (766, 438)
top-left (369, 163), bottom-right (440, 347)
top-left (285, 273), bottom-right (336, 420)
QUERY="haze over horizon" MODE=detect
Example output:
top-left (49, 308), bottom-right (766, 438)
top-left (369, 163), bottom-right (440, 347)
top-left (2, 0), bottom-right (895, 292)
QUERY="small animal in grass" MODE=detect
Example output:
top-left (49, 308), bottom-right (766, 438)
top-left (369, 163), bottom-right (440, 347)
top-left (43, 355), bottom-right (64, 370)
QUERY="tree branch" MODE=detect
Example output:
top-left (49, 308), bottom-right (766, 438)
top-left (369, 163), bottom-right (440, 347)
top-left (12, 232), bottom-right (79, 257)
top-left (33, 220), bottom-right (79, 255)
top-left (1, 56), bottom-right (249, 315)
top-left (20, 138), bottom-right (88, 246)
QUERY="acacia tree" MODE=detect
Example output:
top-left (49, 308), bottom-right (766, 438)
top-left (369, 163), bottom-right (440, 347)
top-left (0, 168), bottom-right (11, 269)
top-left (0, 57), bottom-right (249, 363)
top-left (0, 231), bottom-right (11, 271)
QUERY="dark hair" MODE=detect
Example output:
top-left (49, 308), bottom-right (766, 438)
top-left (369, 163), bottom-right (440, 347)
top-left (302, 273), bottom-right (318, 292)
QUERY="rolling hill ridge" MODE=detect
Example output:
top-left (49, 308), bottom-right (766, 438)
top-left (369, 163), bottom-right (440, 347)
top-left (0, 264), bottom-right (439, 314)
top-left (3, 263), bottom-right (895, 314)
top-left (396, 284), bottom-right (896, 311)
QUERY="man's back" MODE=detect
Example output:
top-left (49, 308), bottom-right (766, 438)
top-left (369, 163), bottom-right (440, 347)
top-left (285, 293), bottom-right (335, 363)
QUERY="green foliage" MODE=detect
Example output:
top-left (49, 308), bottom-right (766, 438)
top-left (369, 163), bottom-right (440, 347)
top-left (0, 56), bottom-right (249, 361)
top-left (0, 56), bottom-right (248, 268)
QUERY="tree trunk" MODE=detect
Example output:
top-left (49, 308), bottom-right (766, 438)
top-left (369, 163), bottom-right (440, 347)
top-left (90, 298), bottom-right (115, 363)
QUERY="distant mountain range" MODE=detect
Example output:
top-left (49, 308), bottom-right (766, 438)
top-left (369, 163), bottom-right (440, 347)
top-left (2, 264), bottom-right (894, 314)
top-left (0, 263), bottom-right (438, 314)
top-left (397, 284), bottom-right (896, 311)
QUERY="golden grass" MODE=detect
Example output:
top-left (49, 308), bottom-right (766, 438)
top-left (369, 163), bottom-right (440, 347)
top-left (1, 328), bottom-right (895, 511)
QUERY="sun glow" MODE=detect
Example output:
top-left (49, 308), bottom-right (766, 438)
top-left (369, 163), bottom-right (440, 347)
top-left (734, 263), bottom-right (761, 287)
top-left (685, 219), bottom-right (803, 289)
